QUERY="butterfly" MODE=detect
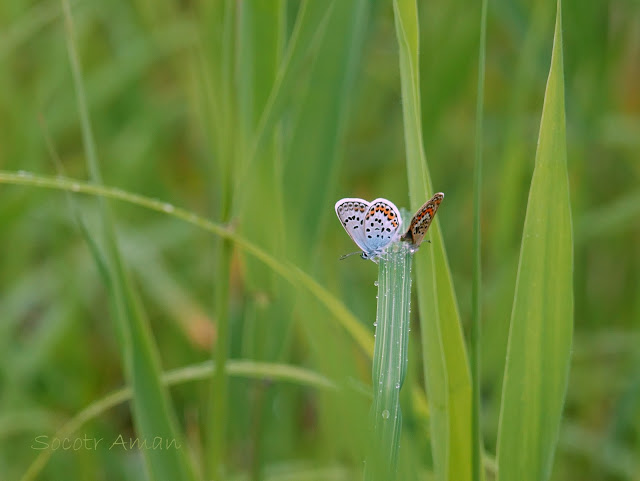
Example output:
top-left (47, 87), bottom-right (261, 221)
top-left (400, 192), bottom-right (444, 248)
top-left (335, 198), bottom-right (402, 261)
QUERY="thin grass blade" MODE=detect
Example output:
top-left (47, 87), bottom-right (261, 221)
top-left (471, 0), bottom-right (488, 479)
top-left (61, 2), bottom-right (198, 480)
top-left (0, 171), bottom-right (375, 359)
top-left (20, 360), bottom-right (338, 481)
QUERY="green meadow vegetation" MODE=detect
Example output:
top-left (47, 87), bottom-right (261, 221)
top-left (1, 0), bottom-right (639, 480)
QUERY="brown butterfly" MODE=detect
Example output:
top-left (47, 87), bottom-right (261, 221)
top-left (400, 192), bottom-right (444, 248)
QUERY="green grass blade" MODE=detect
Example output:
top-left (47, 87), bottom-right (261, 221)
top-left (20, 360), bottom-right (338, 481)
top-left (231, 0), bottom-right (337, 217)
top-left (490, 1), bottom-right (556, 264)
top-left (471, 0), bottom-right (488, 479)
top-left (207, 3), bottom-right (240, 478)
top-left (365, 242), bottom-right (413, 481)
top-left (0, 172), bottom-right (374, 359)
top-left (209, 237), bottom-right (232, 481)
top-left (392, 1), bottom-right (472, 480)
top-left (496, 2), bottom-right (573, 480)
top-left (285, 0), bottom-right (372, 266)
top-left (61, 3), bottom-right (198, 480)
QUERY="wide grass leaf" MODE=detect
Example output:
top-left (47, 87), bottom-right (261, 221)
top-left (496, 1), bottom-right (573, 480)
top-left (392, 1), bottom-right (473, 480)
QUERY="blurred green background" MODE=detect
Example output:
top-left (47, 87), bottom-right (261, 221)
top-left (1, 0), bottom-right (639, 480)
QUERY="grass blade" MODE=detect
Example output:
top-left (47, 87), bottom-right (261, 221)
top-left (231, 0), bottom-right (337, 217)
top-left (365, 242), bottom-right (413, 481)
top-left (61, 2), bottom-right (198, 480)
top-left (471, 0), bottom-right (488, 479)
top-left (392, 1), bottom-right (472, 480)
top-left (0, 171), bottom-right (375, 359)
top-left (496, 1), bottom-right (573, 480)
top-left (20, 360), bottom-right (338, 481)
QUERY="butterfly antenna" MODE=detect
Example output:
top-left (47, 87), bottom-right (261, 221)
top-left (339, 251), bottom-right (362, 260)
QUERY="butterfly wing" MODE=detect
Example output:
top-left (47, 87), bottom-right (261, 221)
top-left (361, 198), bottom-right (402, 255)
top-left (401, 192), bottom-right (444, 246)
top-left (335, 198), bottom-right (370, 253)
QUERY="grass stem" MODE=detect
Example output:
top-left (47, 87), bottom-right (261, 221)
top-left (365, 241), bottom-right (413, 481)
top-left (471, 0), bottom-right (488, 479)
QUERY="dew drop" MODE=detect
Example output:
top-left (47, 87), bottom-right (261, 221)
top-left (382, 410), bottom-right (390, 419)
top-left (162, 203), bottom-right (175, 213)
top-left (373, 322), bottom-right (377, 327)
top-left (374, 280), bottom-right (379, 286)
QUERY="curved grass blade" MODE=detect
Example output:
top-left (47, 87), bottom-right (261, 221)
top-left (0, 171), bottom-right (374, 359)
top-left (392, 1), bottom-right (472, 480)
top-left (20, 360), bottom-right (338, 481)
top-left (496, 2), bottom-right (573, 480)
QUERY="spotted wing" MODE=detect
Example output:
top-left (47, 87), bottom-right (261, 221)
top-left (335, 198), bottom-right (370, 253)
top-left (361, 198), bottom-right (402, 254)
top-left (401, 192), bottom-right (444, 246)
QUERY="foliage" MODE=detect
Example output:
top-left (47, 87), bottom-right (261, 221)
top-left (0, 0), bottom-right (638, 480)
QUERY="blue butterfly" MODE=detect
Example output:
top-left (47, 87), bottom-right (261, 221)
top-left (335, 198), bottom-right (402, 261)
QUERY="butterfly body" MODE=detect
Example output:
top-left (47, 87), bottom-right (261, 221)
top-left (335, 197), bottom-right (402, 261)
top-left (400, 192), bottom-right (444, 248)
